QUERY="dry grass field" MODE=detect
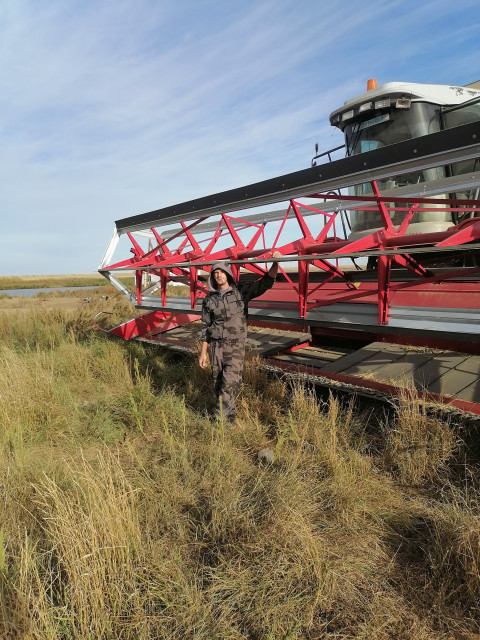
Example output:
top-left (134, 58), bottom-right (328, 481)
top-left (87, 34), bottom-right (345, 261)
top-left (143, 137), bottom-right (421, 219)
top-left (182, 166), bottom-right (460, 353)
top-left (0, 273), bottom-right (122, 289)
top-left (0, 285), bottom-right (480, 638)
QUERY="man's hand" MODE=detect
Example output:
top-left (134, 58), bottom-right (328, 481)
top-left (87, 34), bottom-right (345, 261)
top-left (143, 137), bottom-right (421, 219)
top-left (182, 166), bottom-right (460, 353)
top-left (199, 341), bottom-right (209, 368)
top-left (268, 250), bottom-right (282, 278)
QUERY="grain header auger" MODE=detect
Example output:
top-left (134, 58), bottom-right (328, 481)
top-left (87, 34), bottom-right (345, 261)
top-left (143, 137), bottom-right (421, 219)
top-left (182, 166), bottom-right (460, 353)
top-left (98, 78), bottom-right (480, 416)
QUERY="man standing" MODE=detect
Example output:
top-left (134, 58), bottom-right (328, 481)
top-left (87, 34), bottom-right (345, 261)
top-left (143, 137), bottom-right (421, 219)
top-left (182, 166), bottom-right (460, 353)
top-left (199, 252), bottom-right (282, 422)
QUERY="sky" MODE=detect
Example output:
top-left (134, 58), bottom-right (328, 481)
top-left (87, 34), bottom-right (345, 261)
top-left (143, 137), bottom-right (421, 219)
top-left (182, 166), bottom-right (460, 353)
top-left (0, 0), bottom-right (479, 276)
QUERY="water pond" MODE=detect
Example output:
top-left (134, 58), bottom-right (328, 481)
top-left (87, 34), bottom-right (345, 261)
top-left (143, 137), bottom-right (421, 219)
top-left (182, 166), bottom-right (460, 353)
top-left (0, 286), bottom-right (99, 298)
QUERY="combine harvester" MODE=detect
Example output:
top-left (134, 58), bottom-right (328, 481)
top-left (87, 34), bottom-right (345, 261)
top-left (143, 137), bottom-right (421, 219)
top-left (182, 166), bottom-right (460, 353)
top-left (98, 79), bottom-right (480, 416)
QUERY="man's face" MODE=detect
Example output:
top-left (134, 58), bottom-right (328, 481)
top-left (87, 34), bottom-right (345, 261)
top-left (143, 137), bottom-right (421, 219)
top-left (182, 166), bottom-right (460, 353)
top-left (213, 268), bottom-right (229, 290)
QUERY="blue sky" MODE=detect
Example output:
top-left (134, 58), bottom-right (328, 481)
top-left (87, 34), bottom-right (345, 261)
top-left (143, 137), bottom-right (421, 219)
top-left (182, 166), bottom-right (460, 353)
top-left (0, 0), bottom-right (478, 275)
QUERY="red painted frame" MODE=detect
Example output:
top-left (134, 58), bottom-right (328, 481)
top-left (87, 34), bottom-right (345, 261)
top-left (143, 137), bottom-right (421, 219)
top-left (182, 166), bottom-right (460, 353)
top-left (102, 181), bottom-right (480, 340)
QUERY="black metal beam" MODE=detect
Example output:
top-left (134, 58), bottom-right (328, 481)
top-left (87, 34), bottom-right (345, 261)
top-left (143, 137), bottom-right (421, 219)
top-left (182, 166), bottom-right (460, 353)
top-left (115, 121), bottom-right (480, 233)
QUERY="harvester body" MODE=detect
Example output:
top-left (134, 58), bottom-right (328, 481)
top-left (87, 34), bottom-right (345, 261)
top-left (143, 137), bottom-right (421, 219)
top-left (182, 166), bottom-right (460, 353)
top-left (98, 80), bottom-right (480, 415)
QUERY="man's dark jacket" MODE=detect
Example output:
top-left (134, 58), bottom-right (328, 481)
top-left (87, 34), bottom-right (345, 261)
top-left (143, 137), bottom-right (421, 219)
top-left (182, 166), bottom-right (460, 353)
top-left (201, 261), bottom-right (274, 343)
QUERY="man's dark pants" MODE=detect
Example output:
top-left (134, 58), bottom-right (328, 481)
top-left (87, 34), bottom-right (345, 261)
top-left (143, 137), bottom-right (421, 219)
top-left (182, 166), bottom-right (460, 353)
top-left (209, 338), bottom-right (245, 420)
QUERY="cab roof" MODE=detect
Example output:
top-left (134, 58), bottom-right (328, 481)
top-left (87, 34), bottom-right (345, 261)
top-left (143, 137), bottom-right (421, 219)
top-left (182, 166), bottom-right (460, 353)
top-left (330, 81), bottom-right (480, 125)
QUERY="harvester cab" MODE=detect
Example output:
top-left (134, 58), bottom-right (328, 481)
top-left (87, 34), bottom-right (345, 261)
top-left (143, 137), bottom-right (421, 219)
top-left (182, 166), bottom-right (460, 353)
top-left (327, 79), bottom-right (480, 240)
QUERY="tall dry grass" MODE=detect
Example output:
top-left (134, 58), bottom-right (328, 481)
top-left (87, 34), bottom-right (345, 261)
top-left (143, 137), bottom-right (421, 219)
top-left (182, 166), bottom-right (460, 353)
top-left (0, 297), bottom-right (480, 638)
